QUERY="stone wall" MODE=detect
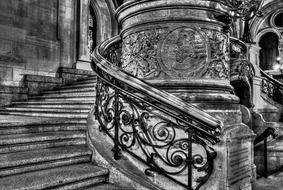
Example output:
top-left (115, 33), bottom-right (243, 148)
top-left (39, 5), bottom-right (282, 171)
top-left (0, 0), bottom-right (76, 86)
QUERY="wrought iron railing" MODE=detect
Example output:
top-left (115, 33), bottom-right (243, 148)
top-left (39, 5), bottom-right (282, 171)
top-left (91, 36), bottom-right (223, 190)
top-left (261, 70), bottom-right (283, 105)
top-left (254, 127), bottom-right (277, 178)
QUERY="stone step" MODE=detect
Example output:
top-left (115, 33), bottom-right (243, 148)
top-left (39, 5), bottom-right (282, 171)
top-left (28, 95), bottom-right (96, 101)
top-left (83, 183), bottom-right (135, 190)
top-left (73, 77), bottom-right (97, 83)
top-left (254, 136), bottom-right (283, 175)
top-left (31, 91), bottom-right (95, 98)
top-left (0, 131), bottom-right (86, 147)
top-left (0, 117), bottom-right (86, 126)
top-left (0, 110), bottom-right (88, 119)
top-left (58, 83), bottom-right (96, 90)
top-left (0, 139), bottom-right (86, 154)
top-left (252, 171), bottom-right (283, 190)
top-left (12, 103), bottom-right (92, 109)
top-left (76, 76), bottom-right (97, 81)
top-left (0, 123), bottom-right (86, 135)
top-left (12, 100), bottom-right (94, 106)
top-left (0, 107), bottom-right (90, 112)
top-left (0, 146), bottom-right (91, 177)
top-left (43, 87), bottom-right (95, 94)
top-left (0, 163), bottom-right (108, 190)
top-left (64, 79), bottom-right (97, 87)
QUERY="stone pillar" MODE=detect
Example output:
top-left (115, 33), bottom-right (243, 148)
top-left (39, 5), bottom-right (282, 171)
top-left (279, 38), bottom-right (283, 64)
top-left (58, 0), bottom-right (77, 68)
top-left (76, 0), bottom-right (118, 71)
top-left (116, 1), bottom-right (255, 189)
top-left (248, 44), bottom-right (261, 69)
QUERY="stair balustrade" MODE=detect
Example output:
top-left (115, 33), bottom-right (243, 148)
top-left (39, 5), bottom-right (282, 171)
top-left (254, 127), bottom-right (278, 178)
top-left (261, 70), bottom-right (283, 105)
top-left (91, 36), bottom-right (223, 190)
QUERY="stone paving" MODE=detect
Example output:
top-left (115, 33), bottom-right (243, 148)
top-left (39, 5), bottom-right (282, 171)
top-left (253, 172), bottom-right (283, 190)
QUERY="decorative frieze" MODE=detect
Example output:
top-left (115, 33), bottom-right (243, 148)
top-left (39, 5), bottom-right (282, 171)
top-left (121, 29), bottom-right (165, 78)
top-left (121, 27), bottom-right (230, 80)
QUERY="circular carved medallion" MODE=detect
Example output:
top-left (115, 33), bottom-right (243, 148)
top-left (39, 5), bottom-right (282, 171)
top-left (161, 27), bottom-right (208, 77)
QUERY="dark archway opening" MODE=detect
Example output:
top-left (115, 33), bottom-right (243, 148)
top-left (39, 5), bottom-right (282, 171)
top-left (274, 12), bottom-right (283, 27)
top-left (115, 0), bottom-right (123, 7)
top-left (89, 7), bottom-right (97, 54)
top-left (259, 32), bottom-right (279, 70)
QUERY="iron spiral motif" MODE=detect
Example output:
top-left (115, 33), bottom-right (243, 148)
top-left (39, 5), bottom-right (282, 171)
top-left (262, 79), bottom-right (283, 105)
top-left (93, 38), bottom-right (221, 190)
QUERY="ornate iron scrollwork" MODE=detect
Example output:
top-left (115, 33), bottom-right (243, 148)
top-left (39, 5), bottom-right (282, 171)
top-left (93, 37), bottom-right (222, 190)
top-left (95, 77), bottom-right (218, 190)
top-left (262, 78), bottom-right (283, 105)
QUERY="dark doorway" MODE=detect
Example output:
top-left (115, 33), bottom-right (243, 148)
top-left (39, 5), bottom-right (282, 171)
top-left (88, 7), bottom-right (97, 55)
top-left (259, 32), bottom-right (279, 70)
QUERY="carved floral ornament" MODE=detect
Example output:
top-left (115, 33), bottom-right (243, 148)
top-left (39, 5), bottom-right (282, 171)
top-left (121, 27), bottom-right (230, 80)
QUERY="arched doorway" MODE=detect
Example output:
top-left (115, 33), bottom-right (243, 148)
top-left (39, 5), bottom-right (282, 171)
top-left (76, 0), bottom-right (118, 70)
top-left (259, 32), bottom-right (279, 70)
top-left (88, 7), bottom-right (97, 56)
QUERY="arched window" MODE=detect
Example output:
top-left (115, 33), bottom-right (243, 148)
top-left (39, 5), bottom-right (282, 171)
top-left (259, 32), bottom-right (279, 70)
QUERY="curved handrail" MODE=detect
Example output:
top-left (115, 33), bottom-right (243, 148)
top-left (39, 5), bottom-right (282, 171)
top-left (260, 69), bottom-right (283, 86)
top-left (254, 126), bottom-right (278, 178)
top-left (91, 35), bottom-right (223, 189)
top-left (92, 36), bottom-right (223, 141)
top-left (260, 68), bottom-right (283, 105)
top-left (254, 127), bottom-right (277, 145)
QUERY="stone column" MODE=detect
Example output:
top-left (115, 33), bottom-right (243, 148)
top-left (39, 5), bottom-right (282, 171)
top-left (248, 44), bottom-right (261, 69)
top-left (58, 0), bottom-right (77, 68)
top-left (116, 1), bottom-right (255, 189)
top-left (279, 38), bottom-right (283, 64)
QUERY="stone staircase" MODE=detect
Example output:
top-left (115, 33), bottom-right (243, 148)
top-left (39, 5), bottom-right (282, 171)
top-left (0, 76), bottom-right (133, 190)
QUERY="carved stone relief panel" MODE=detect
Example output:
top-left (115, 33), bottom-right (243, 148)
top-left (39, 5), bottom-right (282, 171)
top-left (121, 26), bottom-right (230, 80)
top-left (201, 29), bottom-right (230, 80)
top-left (160, 27), bottom-right (209, 78)
top-left (121, 29), bottom-right (166, 79)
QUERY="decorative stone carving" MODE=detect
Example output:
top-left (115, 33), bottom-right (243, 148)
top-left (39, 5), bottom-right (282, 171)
top-left (160, 27), bottom-right (208, 77)
top-left (121, 27), bottom-right (230, 80)
top-left (202, 30), bottom-right (230, 79)
top-left (121, 29), bottom-right (165, 79)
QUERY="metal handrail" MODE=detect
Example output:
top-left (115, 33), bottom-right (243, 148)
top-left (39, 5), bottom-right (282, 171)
top-left (260, 69), bottom-right (283, 104)
top-left (254, 127), bottom-right (278, 178)
top-left (260, 69), bottom-right (283, 87)
top-left (91, 35), bottom-right (223, 190)
top-left (92, 36), bottom-right (223, 140)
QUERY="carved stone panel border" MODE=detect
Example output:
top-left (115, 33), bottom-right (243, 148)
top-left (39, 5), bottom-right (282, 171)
top-left (121, 25), bottom-right (230, 80)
